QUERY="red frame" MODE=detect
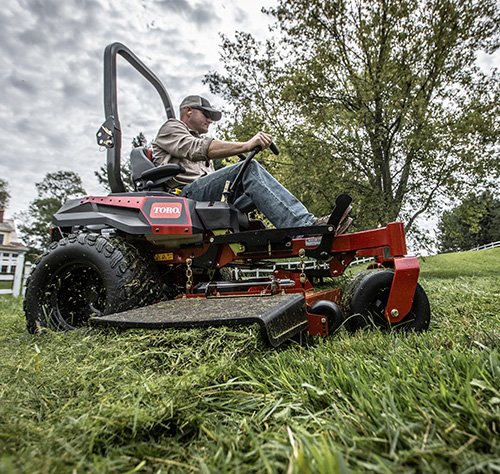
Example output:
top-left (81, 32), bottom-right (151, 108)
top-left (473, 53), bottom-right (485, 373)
top-left (82, 196), bottom-right (194, 235)
top-left (178, 222), bottom-right (418, 334)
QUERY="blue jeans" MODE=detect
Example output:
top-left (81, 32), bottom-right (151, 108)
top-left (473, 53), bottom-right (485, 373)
top-left (181, 161), bottom-right (316, 228)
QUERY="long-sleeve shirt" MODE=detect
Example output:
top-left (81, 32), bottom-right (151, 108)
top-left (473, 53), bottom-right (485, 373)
top-left (151, 118), bottom-right (214, 188)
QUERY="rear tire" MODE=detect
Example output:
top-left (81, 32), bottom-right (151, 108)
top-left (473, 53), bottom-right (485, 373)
top-left (24, 233), bottom-right (165, 333)
top-left (343, 270), bottom-right (430, 332)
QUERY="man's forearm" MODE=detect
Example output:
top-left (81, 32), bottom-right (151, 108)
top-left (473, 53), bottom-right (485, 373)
top-left (207, 140), bottom-right (250, 160)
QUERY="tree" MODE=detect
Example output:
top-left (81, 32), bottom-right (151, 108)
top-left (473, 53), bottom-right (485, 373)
top-left (18, 171), bottom-right (86, 254)
top-left (438, 190), bottom-right (500, 251)
top-left (205, 0), bottom-right (499, 234)
top-left (0, 179), bottom-right (10, 209)
top-left (95, 132), bottom-right (148, 192)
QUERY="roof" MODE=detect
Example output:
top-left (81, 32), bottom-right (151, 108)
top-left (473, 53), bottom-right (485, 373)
top-left (0, 242), bottom-right (28, 252)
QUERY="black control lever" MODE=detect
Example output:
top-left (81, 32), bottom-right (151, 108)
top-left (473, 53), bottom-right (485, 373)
top-left (222, 142), bottom-right (279, 203)
top-left (269, 142), bottom-right (280, 155)
top-left (238, 142), bottom-right (279, 161)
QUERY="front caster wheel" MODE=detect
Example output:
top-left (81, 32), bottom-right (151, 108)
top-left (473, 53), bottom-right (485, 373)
top-left (343, 270), bottom-right (430, 332)
top-left (310, 300), bottom-right (344, 335)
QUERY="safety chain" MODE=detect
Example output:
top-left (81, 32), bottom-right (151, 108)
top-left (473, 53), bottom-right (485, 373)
top-left (185, 258), bottom-right (193, 293)
top-left (299, 248), bottom-right (306, 284)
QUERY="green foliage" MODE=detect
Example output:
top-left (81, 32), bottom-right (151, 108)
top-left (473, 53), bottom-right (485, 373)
top-left (17, 171), bottom-right (86, 255)
top-left (0, 178), bottom-right (9, 209)
top-left (95, 132), bottom-right (148, 192)
top-left (438, 191), bottom-right (500, 252)
top-left (205, 0), bottom-right (499, 233)
top-left (1, 249), bottom-right (499, 472)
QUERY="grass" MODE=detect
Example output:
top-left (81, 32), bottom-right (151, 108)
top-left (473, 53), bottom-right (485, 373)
top-left (0, 249), bottom-right (499, 473)
top-left (419, 248), bottom-right (500, 279)
top-left (0, 281), bottom-right (12, 290)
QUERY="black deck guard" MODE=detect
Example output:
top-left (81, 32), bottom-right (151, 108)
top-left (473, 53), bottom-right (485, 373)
top-left (89, 293), bottom-right (308, 347)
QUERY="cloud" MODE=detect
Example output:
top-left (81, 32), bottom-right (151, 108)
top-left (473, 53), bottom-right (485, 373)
top-left (7, 74), bottom-right (38, 95)
top-left (155, 0), bottom-right (219, 27)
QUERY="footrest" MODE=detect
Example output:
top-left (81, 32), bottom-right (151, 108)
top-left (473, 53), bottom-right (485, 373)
top-left (327, 193), bottom-right (353, 229)
top-left (89, 293), bottom-right (308, 347)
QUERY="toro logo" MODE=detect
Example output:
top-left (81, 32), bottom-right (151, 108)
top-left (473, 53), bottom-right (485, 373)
top-left (150, 202), bottom-right (182, 219)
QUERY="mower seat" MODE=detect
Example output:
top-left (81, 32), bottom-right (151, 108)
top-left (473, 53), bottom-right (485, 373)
top-left (130, 147), bottom-right (185, 191)
top-left (130, 148), bottom-right (263, 232)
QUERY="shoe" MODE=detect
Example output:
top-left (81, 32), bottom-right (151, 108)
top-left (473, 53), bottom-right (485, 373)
top-left (335, 204), bottom-right (352, 230)
top-left (336, 216), bottom-right (353, 234)
top-left (314, 215), bottom-right (330, 225)
top-left (314, 204), bottom-right (352, 226)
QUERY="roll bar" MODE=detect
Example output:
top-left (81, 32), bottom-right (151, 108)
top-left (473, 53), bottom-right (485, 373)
top-left (96, 42), bottom-right (175, 193)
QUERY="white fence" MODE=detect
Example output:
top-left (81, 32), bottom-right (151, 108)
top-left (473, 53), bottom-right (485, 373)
top-left (471, 241), bottom-right (500, 251)
top-left (237, 256), bottom-right (373, 279)
top-left (237, 260), bottom-right (326, 279)
top-left (0, 250), bottom-right (30, 297)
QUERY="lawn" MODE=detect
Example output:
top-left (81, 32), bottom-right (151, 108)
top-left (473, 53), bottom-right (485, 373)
top-left (0, 281), bottom-right (12, 290)
top-left (0, 249), bottom-right (498, 473)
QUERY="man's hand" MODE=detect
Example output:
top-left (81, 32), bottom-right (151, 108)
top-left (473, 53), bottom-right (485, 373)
top-left (207, 131), bottom-right (274, 160)
top-left (246, 131), bottom-right (273, 152)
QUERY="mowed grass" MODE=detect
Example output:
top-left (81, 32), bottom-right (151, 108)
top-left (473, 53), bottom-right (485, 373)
top-left (0, 249), bottom-right (498, 473)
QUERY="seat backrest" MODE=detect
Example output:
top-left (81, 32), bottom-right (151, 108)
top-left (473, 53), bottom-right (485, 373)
top-left (130, 147), bottom-right (186, 191)
top-left (130, 147), bottom-right (154, 182)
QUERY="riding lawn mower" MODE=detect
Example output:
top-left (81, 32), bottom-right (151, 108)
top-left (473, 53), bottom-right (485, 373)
top-left (23, 43), bottom-right (430, 347)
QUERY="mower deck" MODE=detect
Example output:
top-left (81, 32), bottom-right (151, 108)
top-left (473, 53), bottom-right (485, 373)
top-left (89, 293), bottom-right (308, 347)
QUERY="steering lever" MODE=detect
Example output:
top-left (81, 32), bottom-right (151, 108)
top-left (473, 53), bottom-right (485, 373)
top-left (222, 142), bottom-right (279, 203)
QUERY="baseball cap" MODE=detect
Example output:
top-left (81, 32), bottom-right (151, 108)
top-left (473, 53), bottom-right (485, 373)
top-left (179, 95), bottom-right (222, 121)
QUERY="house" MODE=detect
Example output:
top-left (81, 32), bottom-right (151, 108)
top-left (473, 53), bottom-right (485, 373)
top-left (0, 207), bottom-right (27, 249)
top-left (0, 208), bottom-right (28, 296)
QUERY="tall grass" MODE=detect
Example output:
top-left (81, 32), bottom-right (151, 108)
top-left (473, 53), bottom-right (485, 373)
top-left (0, 249), bottom-right (498, 473)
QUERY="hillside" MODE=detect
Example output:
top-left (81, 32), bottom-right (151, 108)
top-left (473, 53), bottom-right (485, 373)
top-left (420, 247), bottom-right (499, 278)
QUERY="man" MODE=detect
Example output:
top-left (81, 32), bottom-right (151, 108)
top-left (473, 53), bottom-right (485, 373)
top-left (152, 95), bottom-right (322, 228)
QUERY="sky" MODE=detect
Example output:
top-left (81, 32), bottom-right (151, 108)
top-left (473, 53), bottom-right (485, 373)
top-left (0, 0), bottom-right (276, 220)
